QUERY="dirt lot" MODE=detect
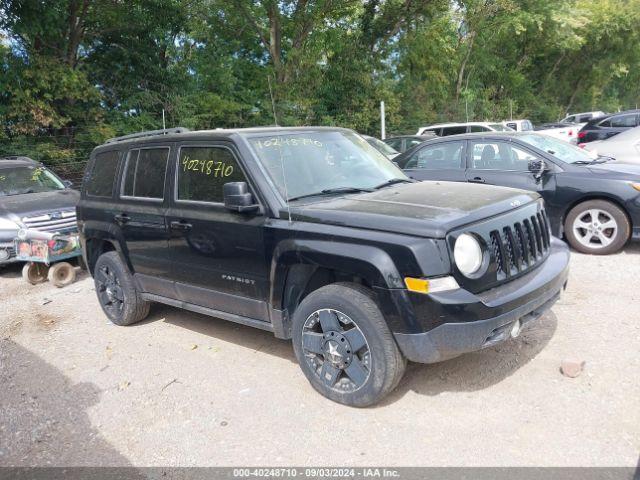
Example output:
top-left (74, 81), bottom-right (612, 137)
top-left (1, 245), bottom-right (639, 467)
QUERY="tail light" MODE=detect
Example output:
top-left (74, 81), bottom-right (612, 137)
top-left (578, 131), bottom-right (586, 139)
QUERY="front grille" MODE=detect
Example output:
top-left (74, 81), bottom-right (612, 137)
top-left (490, 209), bottom-right (551, 280)
top-left (22, 210), bottom-right (77, 233)
top-left (448, 201), bottom-right (553, 294)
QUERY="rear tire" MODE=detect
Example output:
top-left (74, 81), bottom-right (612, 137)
top-left (94, 251), bottom-right (150, 326)
top-left (564, 200), bottom-right (630, 254)
top-left (291, 282), bottom-right (406, 407)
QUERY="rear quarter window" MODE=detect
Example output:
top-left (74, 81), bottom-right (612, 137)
top-left (121, 147), bottom-right (169, 199)
top-left (85, 150), bottom-right (120, 197)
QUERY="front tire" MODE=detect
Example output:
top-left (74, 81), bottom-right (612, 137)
top-left (291, 283), bottom-right (406, 407)
top-left (564, 200), bottom-right (630, 255)
top-left (94, 251), bottom-right (150, 326)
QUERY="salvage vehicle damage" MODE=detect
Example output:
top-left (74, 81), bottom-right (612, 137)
top-left (78, 127), bottom-right (570, 406)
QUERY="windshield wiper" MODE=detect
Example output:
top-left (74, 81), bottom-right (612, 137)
top-left (373, 178), bottom-right (413, 190)
top-left (287, 186), bottom-right (373, 202)
top-left (574, 155), bottom-right (615, 165)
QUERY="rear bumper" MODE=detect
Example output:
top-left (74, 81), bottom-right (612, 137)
top-left (393, 238), bottom-right (570, 363)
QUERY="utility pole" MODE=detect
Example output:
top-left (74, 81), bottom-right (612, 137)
top-left (380, 101), bottom-right (386, 139)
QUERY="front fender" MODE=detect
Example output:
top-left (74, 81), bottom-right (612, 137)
top-left (269, 238), bottom-right (404, 310)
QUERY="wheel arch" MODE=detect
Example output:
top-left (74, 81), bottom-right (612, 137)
top-left (82, 222), bottom-right (131, 275)
top-left (270, 239), bottom-right (404, 319)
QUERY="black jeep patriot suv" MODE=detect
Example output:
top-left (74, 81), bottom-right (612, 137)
top-left (78, 127), bottom-right (570, 406)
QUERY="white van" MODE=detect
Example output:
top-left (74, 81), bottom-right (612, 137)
top-left (417, 122), bottom-right (513, 136)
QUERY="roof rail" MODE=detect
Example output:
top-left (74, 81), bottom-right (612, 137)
top-left (105, 127), bottom-right (190, 144)
top-left (0, 155), bottom-right (36, 162)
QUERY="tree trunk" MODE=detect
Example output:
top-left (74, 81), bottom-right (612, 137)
top-left (66, 0), bottom-right (89, 68)
top-left (267, 2), bottom-right (284, 83)
top-left (455, 31), bottom-right (475, 104)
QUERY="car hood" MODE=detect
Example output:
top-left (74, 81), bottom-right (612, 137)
top-left (0, 189), bottom-right (79, 224)
top-left (587, 163), bottom-right (640, 179)
top-left (287, 181), bottom-right (538, 238)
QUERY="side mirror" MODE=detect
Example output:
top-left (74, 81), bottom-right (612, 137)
top-left (223, 182), bottom-right (259, 213)
top-left (63, 180), bottom-right (73, 188)
top-left (528, 159), bottom-right (548, 179)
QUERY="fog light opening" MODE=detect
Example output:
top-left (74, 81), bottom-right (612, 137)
top-left (510, 320), bottom-right (522, 339)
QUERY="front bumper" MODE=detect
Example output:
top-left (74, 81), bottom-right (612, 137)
top-left (393, 238), bottom-right (570, 363)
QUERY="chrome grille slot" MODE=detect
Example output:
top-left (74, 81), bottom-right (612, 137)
top-left (22, 210), bottom-right (77, 233)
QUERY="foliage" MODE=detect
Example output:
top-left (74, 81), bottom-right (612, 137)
top-left (0, 0), bottom-right (639, 170)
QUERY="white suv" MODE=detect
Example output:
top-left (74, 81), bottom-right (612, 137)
top-left (417, 122), bottom-right (513, 136)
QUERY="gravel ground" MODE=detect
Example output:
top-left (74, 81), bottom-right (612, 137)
top-left (1, 244), bottom-right (639, 467)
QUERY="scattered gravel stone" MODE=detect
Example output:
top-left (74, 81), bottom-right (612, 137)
top-left (560, 360), bottom-right (586, 378)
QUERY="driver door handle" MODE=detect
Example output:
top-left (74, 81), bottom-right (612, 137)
top-left (469, 177), bottom-right (486, 184)
top-left (114, 213), bottom-right (130, 224)
top-left (170, 220), bottom-right (193, 231)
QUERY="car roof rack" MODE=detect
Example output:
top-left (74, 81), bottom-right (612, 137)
top-left (105, 127), bottom-right (190, 144)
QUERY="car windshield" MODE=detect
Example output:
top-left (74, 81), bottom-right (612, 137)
top-left (248, 131), bottom-right (408, 201)
top-left (0, 166), bottom-right (65, 196)
top-left (365, 136), bottom-right (398, 156)
top-left (490, 124), bottom-right (513, 132)
top-left (519, 134), bottom-right (598, 163)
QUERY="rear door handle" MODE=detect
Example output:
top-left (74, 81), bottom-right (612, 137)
top-left (114, 213), bottom-right (130, 224)
top-left (469, 177), bottom-right (486, 184)
top-left (170, 220), bottom-right (193, 231)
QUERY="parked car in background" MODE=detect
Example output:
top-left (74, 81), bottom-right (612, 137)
top-left (534, 122), bottom-right (578, 144)
top-left (395, 132), bottom-right (640, 254)
top-left (577, 110), bottom-right (640, 144)
top-left (561, 111), bottom-right (607, 125)
top-left (383, 134), bottom-right (436, 153)
top-left (78, 126), bottom-right (570, 406)
top-left (502, 119), bottom-right (534, 132)
top-left (0, 156), bottom-right (79, 266)
top-left (583, 126), bottom-right (640, 165)
top-left (362, 135), bottom-right (400, 159)
top-left (417, 122), bottom-right (513, 136)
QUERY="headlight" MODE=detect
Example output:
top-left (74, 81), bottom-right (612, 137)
top-left (454, 233), bottom-right (484, 277)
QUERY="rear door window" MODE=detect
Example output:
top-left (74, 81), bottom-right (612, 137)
top-left (469, 125), bottom-right (489, 132)
top-left (121, 147), bottom-right (169, 199)
top-left (609, 114), bottom-right (637, 128)
top-left (404, 141), bottom-right (465, 170)
top-left (176, 146), bottom-right (248, 203)
top-left (85, 150), bottom-right (120, 198)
